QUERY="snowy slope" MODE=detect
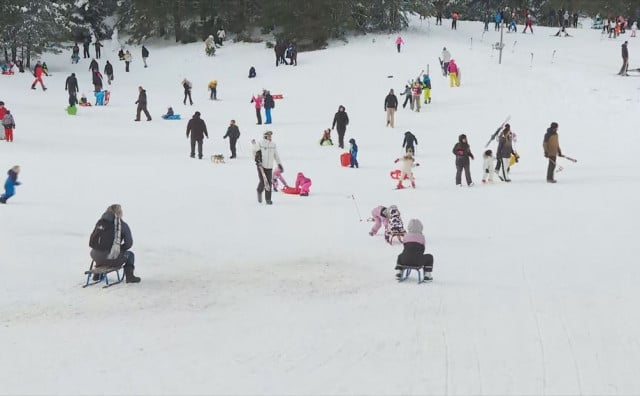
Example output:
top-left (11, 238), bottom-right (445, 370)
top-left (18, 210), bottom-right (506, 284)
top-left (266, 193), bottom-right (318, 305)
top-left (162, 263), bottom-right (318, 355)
top-left (1, 17), bottom-right (640, 395)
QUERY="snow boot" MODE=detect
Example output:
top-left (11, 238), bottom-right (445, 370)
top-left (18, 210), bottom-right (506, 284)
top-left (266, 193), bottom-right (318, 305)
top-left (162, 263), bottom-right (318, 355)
top-left (395, 270), bottom-right (404, 279)
top-left (396, 182), bottom-right (404, 189)
top-left (411, 181), bottom-right (416, 188)
top-left (266, 200), bottom-right (273, 205)
top-left (257, 192), bottom-right (262, 203)
top-left (124, 266), bottom-right (141, 283)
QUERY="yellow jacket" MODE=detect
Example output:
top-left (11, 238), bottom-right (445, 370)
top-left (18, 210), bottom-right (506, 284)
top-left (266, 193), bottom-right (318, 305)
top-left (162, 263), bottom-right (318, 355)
top-left (208, 80), bottom-right (218, 88)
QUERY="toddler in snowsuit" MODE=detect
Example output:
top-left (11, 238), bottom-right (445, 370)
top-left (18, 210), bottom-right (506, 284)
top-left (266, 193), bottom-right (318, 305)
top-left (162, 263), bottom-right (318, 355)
top-left (272, 164), bottom-right (288, 192)
top-left (161, 107), bottom-right (175, 119)
top-left (349, 138), bottom-right (359, 168)
top-left (385, 205), bottom-right (406, 244)
top-left (402, 131), bottom-right (418, 154)
top-left (369, 206), bottom-right (389, 236)
top-left (395, 219), bottom-right (434, 280)
top-left (2, 110), bottom-right (16, 142)
top-left (295, 172), bottom-right (312, 196)
top-left (482, 149), bottom-right (495, 183)
top-left (0, 165), bottom-right (21, 204)
top-left (394, 153), bottom-right (420, 189)
top-left (319, 128), bottom-right (333, 146)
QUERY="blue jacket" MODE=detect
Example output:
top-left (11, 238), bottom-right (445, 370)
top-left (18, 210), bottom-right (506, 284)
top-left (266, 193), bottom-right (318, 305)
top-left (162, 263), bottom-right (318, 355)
top-left (495, 13), bottom-right (502, 23)
top-left (350, 143), bottom-right (358, 159)
top-left (5, 169), bottom-right (20, 188)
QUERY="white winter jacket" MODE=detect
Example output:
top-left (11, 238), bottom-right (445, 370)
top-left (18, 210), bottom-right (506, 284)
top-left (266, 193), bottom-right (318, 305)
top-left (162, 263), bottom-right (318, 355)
top-left (253, 139), bottom-right (281, 169)
top-left (442, 50), bottom-right (451, 62)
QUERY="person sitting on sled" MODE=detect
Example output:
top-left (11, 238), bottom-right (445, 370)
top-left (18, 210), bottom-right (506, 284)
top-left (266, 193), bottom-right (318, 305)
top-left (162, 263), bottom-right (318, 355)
top-left (384, 205), bottom-right (406, 244)
top-left (319, 128), bottom-right (333, 146)
top-left (394, 153), bottom-right (420, 189)
top-left (395, 219), bottom-right (434, 280)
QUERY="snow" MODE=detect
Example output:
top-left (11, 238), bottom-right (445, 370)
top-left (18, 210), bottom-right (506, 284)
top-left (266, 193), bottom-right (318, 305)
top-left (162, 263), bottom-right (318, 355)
top-left (1, 17), bottom-right (639, 395)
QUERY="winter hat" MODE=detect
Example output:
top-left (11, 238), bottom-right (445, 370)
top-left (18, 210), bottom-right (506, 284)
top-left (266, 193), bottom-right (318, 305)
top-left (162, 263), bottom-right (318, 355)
top-left (550, 122), bottom-right (558, 129)
top-left (71, 73), bottom-right (75, 77)
top-left (458, 134), bottom-right (467, 142)
top-left (407, 219), bottom-right (423, 234)
top-left (0, 101), bottom-right (4, 106)
top-left (339, 105), bottom-right (345, 111)
top-left (348, 138), bottom-right (355, 144)
top-left (264, 130), bottom-right (273, 137)
top-left (194, 111), bottom-right (201, 117)
top-left (443, 47), bottom-right (446, 50)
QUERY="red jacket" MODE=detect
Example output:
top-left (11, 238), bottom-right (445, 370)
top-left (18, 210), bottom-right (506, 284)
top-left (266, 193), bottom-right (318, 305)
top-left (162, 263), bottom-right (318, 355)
top-left (0, 107), bottom-right (7, 120)
top-left (34, 65), bottom-right (47, 78)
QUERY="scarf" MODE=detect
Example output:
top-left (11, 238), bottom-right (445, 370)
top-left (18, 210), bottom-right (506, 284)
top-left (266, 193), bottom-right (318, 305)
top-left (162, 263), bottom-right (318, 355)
top-left (107, 216), bottom-right (122, 260)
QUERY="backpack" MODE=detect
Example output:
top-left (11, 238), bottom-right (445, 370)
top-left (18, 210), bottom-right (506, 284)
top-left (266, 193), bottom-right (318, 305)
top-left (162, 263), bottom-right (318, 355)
top-left (89, 219), bottom-right (115, 251)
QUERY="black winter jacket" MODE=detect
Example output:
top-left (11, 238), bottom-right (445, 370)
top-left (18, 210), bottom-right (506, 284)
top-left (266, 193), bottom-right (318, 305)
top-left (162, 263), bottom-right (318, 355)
top-left (65, 76), bottom-right (78, 93)
top-left (186, 116), bottom-right (208, 139)
top-left (263, 93), bottom-right (275, 109)
top-left (332, 110), bottom-right (349, 130)
top-left (384, 94), bottom-right (398, 109)
top-left (224, 124), bottom-right (240, 140)
top-left (403, 132), bottom-right (418, 148)
top-left (136, 90), bottom-right (147, 106)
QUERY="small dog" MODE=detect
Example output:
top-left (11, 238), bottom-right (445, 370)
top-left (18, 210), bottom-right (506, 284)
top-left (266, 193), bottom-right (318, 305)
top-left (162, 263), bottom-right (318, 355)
top-left (211, 154), bottom-right (225, 163)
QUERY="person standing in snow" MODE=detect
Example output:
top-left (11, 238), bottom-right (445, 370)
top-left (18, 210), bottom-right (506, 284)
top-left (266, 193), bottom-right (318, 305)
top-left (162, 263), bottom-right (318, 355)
top-left (208, 80), bottom-right (218, 100)
top-left (223, 119), bottom-right (240, 159)
top-left (134, 86), bottom-right (152, 121)
top-left (400, 84), bottom-right (413, 110)
top-left (394, 153), bottom-right (420, 189)
top-left (448, 59), bottom-right (460, 87)
top-left (65, 73), bottom-right (79, 105)
top-left (182, 78), bottom-right (193, 105)
top-left (124, 50), bottom-right (132, 72)
top-left (348, 138), bottom-right (358, 168)
top-left (395, 36), bottom-right (404, 53)
top-left (452, 11), bottom-right (459, 29)
top-left (89, 58), bottom-right (99, 72)
top-left (250, 93), bottom-right (263, 125)
top-left (496, 124), bottom-right (515, 182)
top-left (141, 45), bottom-right (149, 68)
top-left (402, 131), bottom-right (418, 154)
top-left (441, 47), bottom-right (451, 76)
top-left (482, 149), bottom-right (496, 183)
top-left (411, 81), bottom-right (422, 112)
top-left (252, 131), bottom-right (283, 205)
top-left (263, 90), bottom-right (274, 124)
top-left (422, 73), bottom-right (432, 104)
top-left (83, 38), bottom-right (91, 59)
top-left (0, 165), bottom-right (21, 204)
top-left (452, 134), bottom-right (474, 187)
top-left (619, 41), bottom-right (629, 76)
top-left (104, 61), bottom-right (114, 85)
top-left (384, 89), bottom-right (398, 128)
top-left (31, 61), bottom-right (48, 91)
top-left (543, 122), bottom-right (562, 183)
top-left (523, 14), bottom-right (534, 33)
top-left (2, 110), bottom-right (15, 142)
top-left (331, 105), bottom-right (349, 149)
top-left (94, 40), bottom-right (103, 59)
top-left (92, 69), bottom-right (103, 92)
top-left (186, 111), bottom-right (208, 159)
top-left (395, 218), bottom-right (434, 281)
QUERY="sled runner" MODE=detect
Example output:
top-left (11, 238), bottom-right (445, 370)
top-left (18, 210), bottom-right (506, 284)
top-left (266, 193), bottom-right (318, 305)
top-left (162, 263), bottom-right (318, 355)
top-left (83, 261), bottom-right (124, 288)
top-left (396, 265), bottom-right (432, 284)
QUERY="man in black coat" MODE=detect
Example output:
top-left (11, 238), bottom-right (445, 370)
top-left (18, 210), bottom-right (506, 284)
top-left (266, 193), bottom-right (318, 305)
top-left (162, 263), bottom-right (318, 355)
top-left (94, 40), bottom-right (103, 59)
top-left (83, 38), bottom-right (91, 58)
top-left (619, 41), bottom-right (629, 76)
top-left (89, 58), bottom-right (98, 72)
top-left (134, 86), bottom-right (152, 121)
top-left (384, 89), bottom-right (398, 128)
top-left (65, 73), bottom-right (79, 106)
top-left (186, 111), bottom-right (209, 159)
top-left (331, 105), bottom-right (349, 148)
top-left (104, 61), bottom-right (114, 85)
top-left (223, 119), bottom-right (241, 158)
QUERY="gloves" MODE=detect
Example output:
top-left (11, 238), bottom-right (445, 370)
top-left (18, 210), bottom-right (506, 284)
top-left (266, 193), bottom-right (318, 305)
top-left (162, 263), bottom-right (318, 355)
top-left (278, 164), bottom-right (284, 172)
top-left (394, 159), bottom-right (399, 163)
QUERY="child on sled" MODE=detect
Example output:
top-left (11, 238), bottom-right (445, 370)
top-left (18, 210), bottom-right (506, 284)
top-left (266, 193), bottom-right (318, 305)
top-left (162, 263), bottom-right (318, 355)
top-left (319, 128), bottom-right (333, 146)
top-left (395, 219), bottom-right (434, 280)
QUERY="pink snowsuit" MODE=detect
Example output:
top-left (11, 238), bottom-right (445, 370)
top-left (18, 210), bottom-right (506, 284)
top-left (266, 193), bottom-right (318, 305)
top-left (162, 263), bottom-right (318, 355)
top-left (369, 206), bottom-right (389, 236)
top-left (272, 167), bottom-right (288, 191)
top-left (295, 172), bottom-right (312, 195)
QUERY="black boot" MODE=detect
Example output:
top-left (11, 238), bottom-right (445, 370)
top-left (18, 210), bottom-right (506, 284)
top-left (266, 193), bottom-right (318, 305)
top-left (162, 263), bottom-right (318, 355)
top-left (124, 266), bottom-right (141, 283)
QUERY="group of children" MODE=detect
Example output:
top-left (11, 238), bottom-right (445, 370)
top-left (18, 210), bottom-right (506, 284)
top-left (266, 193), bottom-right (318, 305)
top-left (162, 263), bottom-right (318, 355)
top-left (0, 101), bottom-right (16, 142)
top-left (320, 129), bottom-right (359, 169)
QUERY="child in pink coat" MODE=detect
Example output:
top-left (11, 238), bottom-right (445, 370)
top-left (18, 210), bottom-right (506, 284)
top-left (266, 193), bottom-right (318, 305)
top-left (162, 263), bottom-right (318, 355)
top-left (369, 205), bottom-right (390, 236)
top-left (395, 36), bottom-right (404, 53)
top-left (272, 164), bottom-right (288, 192)
top-left (295, 172), bottom-right (312, 196)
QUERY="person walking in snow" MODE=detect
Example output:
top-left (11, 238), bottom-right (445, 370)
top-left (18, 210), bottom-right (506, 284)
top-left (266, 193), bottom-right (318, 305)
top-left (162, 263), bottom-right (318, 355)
top-left (395, 36), bottom-right (404, 53)
top-left (543, 122), bottom-right (562, 183)
top-left (186, 111), bottom-right (208, 159)
top-left (223, 119), bottom-right (240, 159)
top-left (65, 73), bottom-right (79, 106)
top-left (394, 153), bottom-right (420, 189)
top-left (0, 165), bottom-right (21, 204)
top-left (182, 78), bottom-right (193, 105)
top-left (452, 134), bottom-right (474, 186)
top-left (134, 86), bottom-right (152, 121)
top-left (452, 11), bottom-right (459, 29)
top-left (92, 69), bottom-right (103, 92)
top-left (141, 45), bottom-right (149, 68)
top-left (384, 89), bottom-right (398, 128)
top-left (295, 172), bottom-right (312, 196)
top-left (31, 61), bottom-right (48, 91)
top-left (72, 43), bottom-right (80, 64)
top-left (124, 50), bottom-right (132, 72)
top-left (89, 58), bottom-right (99, 72)
top-left (496, 124), bottom-right (515, 182)
top-left (395, 218), bottom-right (434, 281)
top-left (482, 149), bottom-right (496, 183)
top-left (94, 40), bottom-right (103, 59)
top-left (208, 80), bottom-right (218, 100)
top-left (252, 131), bottom-right (283, 205)
top-left (619, 41), bottom-right (629, 76)
top-left (250, 93), bottom-right (263, 124)
top-left (104, 61), bottom-right (114, 85)
top-left (331, 105), bottom-right (349, 149)
top-left (448, 59), bottom-right (460, 87)
top-left (263, 90), bottom-right (274, 124)
top-left (402, 131), bottom-right (418, 154)
top-left (523, 14), bottom-right (534, 33)
top-left (348, 138), bottom-right (358, 168)
top-left (441, 47), bottom-right (451, 76)
top-left (2, 110), bottom-right (16, 142)
top-left (400, 84), bottom-right (413, 110)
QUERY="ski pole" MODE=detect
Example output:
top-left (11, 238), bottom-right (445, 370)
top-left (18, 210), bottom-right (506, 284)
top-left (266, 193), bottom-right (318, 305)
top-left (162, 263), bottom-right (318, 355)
top-left (530, 52), bottom-right (534, 68)
top-left (551, 50), bottom-right (556, 63)
top-left (350, 194), bottom-right (364, 222)
top-left (470, 37), bottom-right (473, 50)
top-left (560, 155), bottom-right (577, 163)
top-left (512, 40), bottom-right (517, 53)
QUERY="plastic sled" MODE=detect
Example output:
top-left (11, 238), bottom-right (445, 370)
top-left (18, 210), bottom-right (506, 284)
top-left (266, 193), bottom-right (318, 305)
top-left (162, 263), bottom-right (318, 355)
top-left (272, 94), bottom-right (284, 99)
top-left (66, 105), bottom-right (78, 115)
top-left (281, 186), bottom-right (301, 195)
top-left (1, 70), bottom-right (15, 75)
top-left (340, 152), bottom-right (351, 167)
top-left (390, 169), bottom-right (410, 180)
top-left (79, 102), bottom-right (92, 107)
top-left (162, 114), bottom-right (182, 120)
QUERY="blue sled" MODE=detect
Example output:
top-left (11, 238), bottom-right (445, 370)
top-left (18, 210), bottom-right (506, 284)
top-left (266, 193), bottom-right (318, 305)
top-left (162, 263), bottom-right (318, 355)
top-left (162, 114), bottom-right (182, 120)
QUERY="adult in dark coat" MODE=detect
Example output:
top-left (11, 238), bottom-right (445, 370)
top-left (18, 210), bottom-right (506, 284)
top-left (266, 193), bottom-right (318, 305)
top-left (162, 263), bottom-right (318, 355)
top-left (65, 73), bottom-right (79, 105)
top-left (452, 134), bottom-right (474, 186)
top-left (223, 119), bottom-right (241, 158)
top-left (402, 131), bottom-right (418, 154)
top-left (263, 91), bottom-right (274, 124)
top-left (543, 122), bottom-right (561, 183)
top-left (496, 125), bottom-right (515, 182)
top-left (186, 111), bottom-right (209, 159)
top-left (134, 86), bottom-right (152, 121)
top-left (89, 58), bottom-right (99, 72)
top-left (619, 41), bottom-right (629, 76)
top-left (94, 41), bottom-right (103, 59)
top-left (89, 204), bottom-right (140, 283)
top-left (83, 38), bottom-right (91, 58)
top-left (275, 41), bottom-right (287, 66)
top-left (331, 105), bottom-right (349, 148)
top-left (104, 61), bottom-right (114, 85)
top-left (92, 70), bottom-right (103, 92)
top-left (384, 89), bottom-right (398, 128)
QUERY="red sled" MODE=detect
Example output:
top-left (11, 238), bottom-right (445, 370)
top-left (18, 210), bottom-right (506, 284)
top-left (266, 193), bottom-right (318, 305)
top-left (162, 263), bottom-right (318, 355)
top-left (340, 152), bottom-right (351, 167)
top-left (281, 186), bottom-right (300, 195)
top-left (272, 94), bottom-right (284, 99)
top-left (390, 169), bottom-right (409, 180)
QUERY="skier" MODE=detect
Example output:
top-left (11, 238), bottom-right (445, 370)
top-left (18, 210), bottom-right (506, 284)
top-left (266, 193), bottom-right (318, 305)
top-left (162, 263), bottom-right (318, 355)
top-left (400, 84), bottom-right (413, 110)
top-left (452, 134), bottom-right (475, 187)
top-left (2, 110), bottom-right (15, 142)
top-left (65, 73), bottom-right (79, 106)
top-left (182, 78), bottom-right (193, 105)
top-left (104, 61), bottom-right (114, 85)
top-left (134, 86), bottom-right (152, 121)
top-left (543, 122), bottom-right (561, 183)
top-left (89, 58), bottom-right (98, 72)
top-left (208, 80), bottom-right (218, 100)
top-left (348, 138), bottom-right (359, 168)
top-left (0, 165), bottom-right (21, 204)
top-left (295, 172), bottom-right (312, 196)
top-left (395, 218), bottom-right (434, 281)
top-left (252, 131), bottom-right (283, 205)
top-left (331, 105), bottom-right (349, 148)
top-left (384, 89), bottom-right (398, 128)
top-left (395, 36), bottom-right (404, 53)
top-left (222, 119), bottom-right (240, 159)
top-left (422, 73), bottom-right (432, 104)
top-left (30, 61), bottom-right (48, 91)
top-left (94, 40), bottom-right (103, 59)
top-left (250, 93), bottom-right (263, 125)
top-left (619, 41), bottom-right (629, 76)
top-left (263, 90), bottom-right (274, 124)
top-left (141, 45), bottom-right (149, 68)
top-left (496, 124), bottom-right (515, 182)
top-left (402, 131), bottom-right (418, 154)
top-left (186, 111), bottom-right (208, 159)
top-left (482, 149), bottom-right (496, 183)
top-left (441, 47), bottom-right (451, 76)
top-left (394, 153), bottom-right (420, 189)
top-left (124, 50), bottom-right (132, 72)
top-left (89, 204), bottom-right (141, 283)
top-left (448, 59), bottom-right (460, 87)
top-left (369, 206), bottom-right (389, 236)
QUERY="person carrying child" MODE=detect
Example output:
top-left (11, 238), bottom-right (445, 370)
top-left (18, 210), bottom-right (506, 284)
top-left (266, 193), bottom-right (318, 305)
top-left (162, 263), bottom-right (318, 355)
top-left (0, 165), bottom-right (21, 204)
top-left (2, 110), bottom-right (16, 142)
top-left (319, 128), bottom-right (333, 146)
top-left (272, 164), bottom-right (288, 192)
top-left (395, 219), bottom-right (434, 281)
top-left (348, 138), bottom-right (359, 168)
top-left (384, 205), bottom-right (406, 244)
top-left (482, 149), bottom-right (495, 183)
top-left (394, 153), bottom-right (420, 189)
top-left (295, 172), bottom-right (312, 196)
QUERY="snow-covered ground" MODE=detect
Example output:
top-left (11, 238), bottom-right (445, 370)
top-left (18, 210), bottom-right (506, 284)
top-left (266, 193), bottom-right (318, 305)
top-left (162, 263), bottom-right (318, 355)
top-left (1, 17), bottom-right (639, 395)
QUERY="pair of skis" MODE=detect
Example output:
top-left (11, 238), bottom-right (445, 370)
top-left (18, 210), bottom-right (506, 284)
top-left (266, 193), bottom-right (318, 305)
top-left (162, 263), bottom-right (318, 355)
top-left (485, 115), bottom-right (511, 147)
